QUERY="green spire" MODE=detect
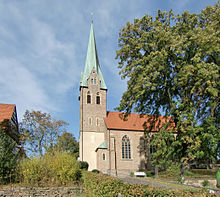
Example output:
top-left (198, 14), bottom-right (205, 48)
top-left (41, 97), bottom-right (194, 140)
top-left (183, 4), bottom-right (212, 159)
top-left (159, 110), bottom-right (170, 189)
top-left (80, 23), bottom-right (107, 90)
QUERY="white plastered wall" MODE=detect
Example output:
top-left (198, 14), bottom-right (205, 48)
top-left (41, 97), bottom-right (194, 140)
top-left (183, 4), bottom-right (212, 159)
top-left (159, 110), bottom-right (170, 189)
top-left (82, 131), bottom-right (105, 171)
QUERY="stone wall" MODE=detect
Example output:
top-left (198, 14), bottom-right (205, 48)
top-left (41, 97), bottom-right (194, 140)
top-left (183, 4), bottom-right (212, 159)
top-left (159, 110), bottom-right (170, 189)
top-left (108, 129), bottom-right (146, 174)
top-left (185, 179), bottom-right (217, 188)
top-left (0, 186), bottom-right (84, 197)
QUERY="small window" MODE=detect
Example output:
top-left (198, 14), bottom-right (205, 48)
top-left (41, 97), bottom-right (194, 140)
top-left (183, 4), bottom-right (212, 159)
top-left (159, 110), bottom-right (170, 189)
top-left (87, 95), bottom-right (91, 104)
top-left (94, 78), bottom-right (96, 84)
top-left (103, 153), bottom-right (105, 160)
top-left (91, 78), bottom-right (93, 84)
top-left (96, 96), bottom-right (100, 104)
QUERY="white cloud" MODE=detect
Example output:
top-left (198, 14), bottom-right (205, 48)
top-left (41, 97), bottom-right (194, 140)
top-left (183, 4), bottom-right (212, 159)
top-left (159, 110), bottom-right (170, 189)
top-left (0, 58), bottom-right (55, 119)
top-left (0, 2), bottom-right (81, 118)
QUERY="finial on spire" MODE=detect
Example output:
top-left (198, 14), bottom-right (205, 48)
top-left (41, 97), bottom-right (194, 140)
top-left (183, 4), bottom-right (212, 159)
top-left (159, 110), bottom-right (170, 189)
top-left (91, 12), bottom-right (94, 23)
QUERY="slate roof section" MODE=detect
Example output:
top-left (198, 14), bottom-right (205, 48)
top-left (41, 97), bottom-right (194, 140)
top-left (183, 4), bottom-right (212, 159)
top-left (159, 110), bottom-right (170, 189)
top-left (80, 23), bottom-right (107, 90)
top-left (104, 111), bottom-right (175, 131)
top-left (0, 104), bottom-right (16, 123)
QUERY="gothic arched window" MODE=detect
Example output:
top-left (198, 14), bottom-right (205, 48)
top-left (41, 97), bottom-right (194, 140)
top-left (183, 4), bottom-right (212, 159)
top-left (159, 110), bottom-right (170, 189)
top-left (87, 92), bottom-right (91, 104)
top-left (122, 135), bottom-right (131, 159)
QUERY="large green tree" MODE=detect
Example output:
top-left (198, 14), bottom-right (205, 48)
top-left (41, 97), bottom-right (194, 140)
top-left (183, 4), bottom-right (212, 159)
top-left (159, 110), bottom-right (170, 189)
top-left (49, 132), bottom-right (79, 158)
top-left (20, 110), bottom-right (68, 156)
top-left (116, 3), bottom-right (219, 177)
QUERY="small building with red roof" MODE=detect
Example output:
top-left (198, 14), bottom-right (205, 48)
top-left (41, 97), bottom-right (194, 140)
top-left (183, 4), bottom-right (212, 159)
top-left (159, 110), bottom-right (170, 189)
top-left (0, 103), bottom-right (19, 144)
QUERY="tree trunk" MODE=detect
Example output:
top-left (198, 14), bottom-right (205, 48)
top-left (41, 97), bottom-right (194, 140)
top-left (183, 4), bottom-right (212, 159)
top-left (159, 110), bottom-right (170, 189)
top-left (180, 163), bottom-right (185, 182)
top-left (155, 165), bottom-right (158, 178)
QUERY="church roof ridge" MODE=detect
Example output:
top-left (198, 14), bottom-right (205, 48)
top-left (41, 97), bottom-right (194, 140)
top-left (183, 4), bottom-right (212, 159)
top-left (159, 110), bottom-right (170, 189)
top-left (80, 23), bottom-right (107, 90)
top-left (105, 111), bottom-right (175, 131)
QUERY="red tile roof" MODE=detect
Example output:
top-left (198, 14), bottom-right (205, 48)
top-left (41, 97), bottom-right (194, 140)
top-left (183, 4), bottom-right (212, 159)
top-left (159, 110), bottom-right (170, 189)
top-left (0, 104), bottom-right (16, 123)
top-left (104, 111), bottom-right (175, 131)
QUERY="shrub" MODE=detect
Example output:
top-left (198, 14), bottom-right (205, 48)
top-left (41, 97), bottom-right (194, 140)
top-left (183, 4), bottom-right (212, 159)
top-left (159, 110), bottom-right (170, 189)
top-left (91, 169), bottom-right (100, 174)
top-left (49, 152), bottom-right (81, 184)
top-left (82, 171), bottom-right (210, 197)
top-left (145, 171), bottom-right (155, 177)
top-left (202, 180), bottom-right (210, 187)
top-left (17, 151), bottom-right (81, 185)
top-left (191, 169), bottom-right (216, 176)
top-left (79, 161), bottom-right (89, 170)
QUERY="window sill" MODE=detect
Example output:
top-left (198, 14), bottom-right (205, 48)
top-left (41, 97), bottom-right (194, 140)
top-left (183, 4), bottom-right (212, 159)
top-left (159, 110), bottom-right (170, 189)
top-left (121, 159), bottom-right (133, 161)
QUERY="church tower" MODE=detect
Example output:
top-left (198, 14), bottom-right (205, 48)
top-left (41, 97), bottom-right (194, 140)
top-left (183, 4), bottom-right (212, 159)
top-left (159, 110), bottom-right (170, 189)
top-left (79, 23), bottom-right (107, 171)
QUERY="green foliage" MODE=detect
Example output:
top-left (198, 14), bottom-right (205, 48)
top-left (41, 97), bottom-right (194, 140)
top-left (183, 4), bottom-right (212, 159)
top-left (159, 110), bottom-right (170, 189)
top-left (91, 169), bottom-right (100, 173)
top-left (79, 161), bottom-right (89, 170)
top-left (48, 132), bottom-right (79, 158)
top-left (116, 2), bottom-right (220, 175)
top-left (217, 171), bottom-right (220, 188)
top-left (82, 171), bottom-right (210, 197)
top-left (145, 171), bottom-right (155, 177)
top-left (150, 129), bottom-right (175, 168)
top-left (159, 164), bottom-right (181, 179)
top-left (177, 176), bottom-right (184, 184)
top-left (202, 180), bottom-right (210, 187)
top-left (0, 126), bottom-right (18, 184)
top-left (17, 151), bottom-right (81, 185)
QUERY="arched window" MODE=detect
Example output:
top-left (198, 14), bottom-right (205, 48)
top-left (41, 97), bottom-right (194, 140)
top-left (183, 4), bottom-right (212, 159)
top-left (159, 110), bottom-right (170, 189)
top-left (94, 78), bottom-right (96, 84)
top-left (96, 96), bottom-right (100, 104)
top-left (87, 92), bottom-right (91, 104)
top-left (122, 135), bottom-right (131, 159)
top-left (96, 92), bottom-right (100, 104)
top-left (91, 78), bottom-right (93, 84)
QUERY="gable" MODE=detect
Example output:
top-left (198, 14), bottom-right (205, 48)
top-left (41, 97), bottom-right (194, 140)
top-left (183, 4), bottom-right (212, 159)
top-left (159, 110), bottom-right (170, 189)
top-left (0, 104), bottom-right (16, 123)
top-left (104, 111), bottom-right (175, 131)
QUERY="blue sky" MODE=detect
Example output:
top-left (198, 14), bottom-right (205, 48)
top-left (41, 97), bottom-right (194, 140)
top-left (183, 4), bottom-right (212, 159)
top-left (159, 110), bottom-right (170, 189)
top-left (0, 0), bottom-right (217, 140)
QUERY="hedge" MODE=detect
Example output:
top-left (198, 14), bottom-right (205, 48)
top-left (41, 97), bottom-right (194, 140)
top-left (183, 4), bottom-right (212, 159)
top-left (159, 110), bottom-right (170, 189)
top-left (82, 171), bottom-right (214, 197)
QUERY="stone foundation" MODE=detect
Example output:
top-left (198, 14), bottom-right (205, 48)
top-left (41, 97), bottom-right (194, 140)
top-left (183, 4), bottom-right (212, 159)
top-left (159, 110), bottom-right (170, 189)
top-left (0, 186), bottom-right (84, 197)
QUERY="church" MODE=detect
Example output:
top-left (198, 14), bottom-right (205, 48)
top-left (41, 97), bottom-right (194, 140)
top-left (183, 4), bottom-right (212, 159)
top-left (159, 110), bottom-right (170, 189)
top-left (79, 24), bottom-right (174, 175)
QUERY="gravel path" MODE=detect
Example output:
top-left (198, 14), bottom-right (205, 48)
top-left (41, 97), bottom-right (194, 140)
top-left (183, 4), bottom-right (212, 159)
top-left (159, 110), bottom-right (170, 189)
top-left (118, 176), bottom-right (173, 189)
